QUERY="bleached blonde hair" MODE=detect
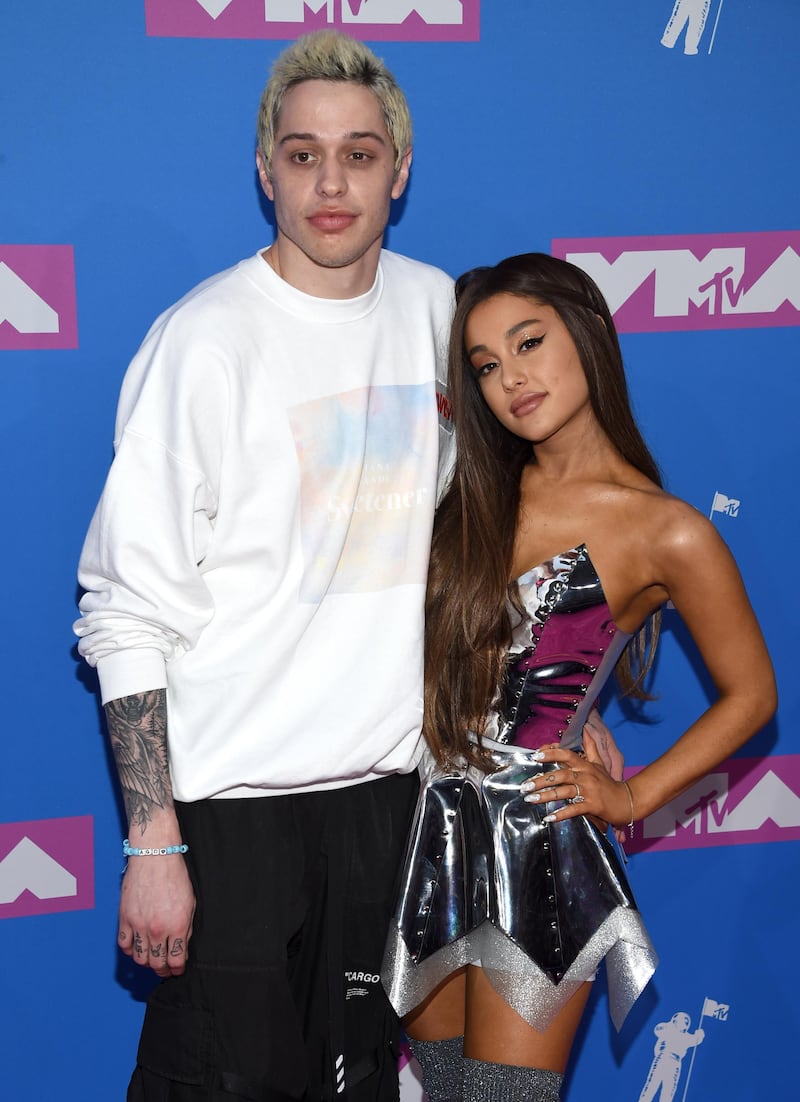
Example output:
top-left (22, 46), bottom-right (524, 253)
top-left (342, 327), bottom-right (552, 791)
top-left (256, 31), bottom-right (412, 173)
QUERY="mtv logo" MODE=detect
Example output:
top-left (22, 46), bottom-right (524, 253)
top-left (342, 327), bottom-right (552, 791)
top-left (551, 232), bottom-right (800, 333)
top-left (0, 246), bottom-right (79, 350)
top-left (627, 756), bottom-right (800, 853)
top-left (144, 0), bottom-right (479, 40)
top-left (710, 491), bottom-right (740, 519)
top-left (0, 816), bottom-right (94, 919)
top-left (702, 996), bottom-right (730, 1021)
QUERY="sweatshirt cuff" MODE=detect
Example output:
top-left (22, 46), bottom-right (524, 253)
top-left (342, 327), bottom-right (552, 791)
top-left (96, 648), bottom-right (169, 706)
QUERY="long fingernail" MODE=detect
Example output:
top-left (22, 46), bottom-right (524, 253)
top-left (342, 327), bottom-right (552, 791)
top-left (542, 814), bottom-right (556, 823)
top-left (524, 793), bottom-right (541, 803)
top-left (531, 750), bottom-right (544, 761)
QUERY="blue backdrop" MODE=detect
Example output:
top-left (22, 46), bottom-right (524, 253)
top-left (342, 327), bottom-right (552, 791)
top-left (1, 3), bottom-right (797, 1099)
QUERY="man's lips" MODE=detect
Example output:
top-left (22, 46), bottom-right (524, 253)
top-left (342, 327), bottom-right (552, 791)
top-left (308, 211), bottom-right (357, 232)
top-left (510, 392), bottom-right (545, 417)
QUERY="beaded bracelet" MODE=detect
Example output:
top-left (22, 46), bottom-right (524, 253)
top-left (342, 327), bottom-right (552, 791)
top-left (622, 781), bottom-right (635, 839)
top-left (123, 839), bottom-right (188, 857)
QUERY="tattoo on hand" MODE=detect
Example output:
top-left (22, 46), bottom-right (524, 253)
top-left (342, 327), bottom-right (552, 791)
top-left (105, 689), bottom-right (172, 833)
top-left (134, 933), bottom-right (144, 956)
top-left (169, 938), bottom-right (184, 957)
top-left (150, 942), bottom-right (163, 958)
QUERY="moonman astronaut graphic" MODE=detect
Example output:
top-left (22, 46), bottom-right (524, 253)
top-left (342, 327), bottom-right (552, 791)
top-left (661, 0), bottom-right (711, 55)
top-left (638, 1012), bottom-right (705, 1102)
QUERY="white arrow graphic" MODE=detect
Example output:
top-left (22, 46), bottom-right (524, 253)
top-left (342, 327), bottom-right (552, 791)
top-left (712, 771), bottom-right (800, 832)
top-left (193, 0), bottom-right (236, 17)
top-left (0, 837), bottom-right (77, 903)
top-left (0, 262), bottom-right (59, 334)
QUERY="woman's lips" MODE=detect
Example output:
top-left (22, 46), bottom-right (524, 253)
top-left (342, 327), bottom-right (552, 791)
top-left (510, 392), bottom-right (545, 417)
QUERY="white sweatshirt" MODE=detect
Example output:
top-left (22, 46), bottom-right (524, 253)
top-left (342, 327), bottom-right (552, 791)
top-left (75, 249), bottom-right (455, 801)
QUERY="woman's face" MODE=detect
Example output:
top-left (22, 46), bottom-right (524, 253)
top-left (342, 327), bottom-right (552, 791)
top-left (464, 293), bottom-right (593, 447)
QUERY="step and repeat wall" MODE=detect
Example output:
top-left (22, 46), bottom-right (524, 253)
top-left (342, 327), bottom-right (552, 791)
top-left (2, 2), bottom-right (797, 1099)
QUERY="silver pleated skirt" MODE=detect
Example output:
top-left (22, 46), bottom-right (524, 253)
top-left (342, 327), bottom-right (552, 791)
top-left (381, 740), bottom-right (657, 1031)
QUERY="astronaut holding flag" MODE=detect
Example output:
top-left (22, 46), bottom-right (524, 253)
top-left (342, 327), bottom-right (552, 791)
top-left (638, 997), bottom-right (729, 1101)
top-left (661, 0), bottom-right (726, 55)
top-left (638, 1011), bottom-right (705, 1102)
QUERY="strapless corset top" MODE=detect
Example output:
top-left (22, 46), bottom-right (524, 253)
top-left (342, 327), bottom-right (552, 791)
top-left (482, 545), bottom-right (631, 751)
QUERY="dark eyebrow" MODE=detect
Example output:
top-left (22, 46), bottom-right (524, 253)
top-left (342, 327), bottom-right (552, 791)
top-left (467, 318), bottom-right (543, 358)
top-left (506, 318), bottom-right (542, 338)
top-left (278, 130), bottom-right (387, 147)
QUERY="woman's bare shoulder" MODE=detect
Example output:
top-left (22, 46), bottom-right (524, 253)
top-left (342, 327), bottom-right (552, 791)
top-left (620, 490), bottom-right (740, 597)
top-left (601, 477), bottom-right (731, 575)
top-left (610, 476), bottom-right (719, 548)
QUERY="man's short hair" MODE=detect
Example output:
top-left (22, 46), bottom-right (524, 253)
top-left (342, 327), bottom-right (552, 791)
top-left (257, 31), bottom-right (413, 174)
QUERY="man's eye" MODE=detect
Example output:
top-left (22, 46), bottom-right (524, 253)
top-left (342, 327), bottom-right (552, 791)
top-left (291, 151), bottom-right (313, 164)
top-left (350, 151), bottom-right (371, 162)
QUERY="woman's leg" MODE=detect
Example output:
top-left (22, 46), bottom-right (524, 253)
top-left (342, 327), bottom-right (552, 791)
top-left (403, 968), bottom-right (467, 1102)
top-left (462, 966), bottom-right (592, 1101)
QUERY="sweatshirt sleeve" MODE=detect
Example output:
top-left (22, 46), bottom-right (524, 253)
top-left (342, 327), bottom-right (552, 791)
top-left (74, 311), bottom-right (227, 705)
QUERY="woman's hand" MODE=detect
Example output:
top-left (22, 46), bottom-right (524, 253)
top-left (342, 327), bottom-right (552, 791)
top-left (519, 735), bottom-right (632, 832)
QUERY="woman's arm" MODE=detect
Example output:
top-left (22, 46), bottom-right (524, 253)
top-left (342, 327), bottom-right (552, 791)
top-left (522, 507), bottom-right (777, 829)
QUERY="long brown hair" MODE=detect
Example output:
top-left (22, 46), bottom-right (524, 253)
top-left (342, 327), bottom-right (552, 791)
top-left (425, 253), bottom-right (662, 768)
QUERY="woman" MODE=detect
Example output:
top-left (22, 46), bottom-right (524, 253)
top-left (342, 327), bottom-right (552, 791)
top-left (381, 254), bottom-right (776, 1102)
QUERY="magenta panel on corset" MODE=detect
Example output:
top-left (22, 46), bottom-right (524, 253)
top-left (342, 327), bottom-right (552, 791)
top-left (484, 545), bottom-right (631, 751)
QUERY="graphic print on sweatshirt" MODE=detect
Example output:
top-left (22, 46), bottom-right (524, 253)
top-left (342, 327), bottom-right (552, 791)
top-left (289, 382), bottom-right (433, 602)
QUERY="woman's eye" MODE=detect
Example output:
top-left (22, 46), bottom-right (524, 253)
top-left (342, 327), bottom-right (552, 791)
top-left (476, 362), bottom-right (498, 378)
top-left (520, 336), bottom-right (543, 352)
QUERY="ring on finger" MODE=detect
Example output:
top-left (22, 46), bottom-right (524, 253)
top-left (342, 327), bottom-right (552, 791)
top-left (570, 781), bottom-right (586, 805)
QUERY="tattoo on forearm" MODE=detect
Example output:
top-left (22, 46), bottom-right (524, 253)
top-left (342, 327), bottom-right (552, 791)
top-left (105, 689), bottom-right (173, 833)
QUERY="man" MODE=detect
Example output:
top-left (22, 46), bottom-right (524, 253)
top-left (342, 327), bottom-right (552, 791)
top-left (76, 30), bottom-right (620, 1101)
top-left (76, 30), bottom-right (453, 1100)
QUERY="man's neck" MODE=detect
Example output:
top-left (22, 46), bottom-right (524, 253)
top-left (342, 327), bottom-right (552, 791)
top-left (263, 237), bottom-right (383, 300)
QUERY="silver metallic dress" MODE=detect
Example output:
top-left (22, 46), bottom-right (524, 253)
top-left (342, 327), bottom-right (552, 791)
top-left (381, 546), bottom-right (657, 1031)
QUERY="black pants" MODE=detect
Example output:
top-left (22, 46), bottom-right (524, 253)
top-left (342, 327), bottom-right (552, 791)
top-left (127, 772), bottom-right (419, 1102)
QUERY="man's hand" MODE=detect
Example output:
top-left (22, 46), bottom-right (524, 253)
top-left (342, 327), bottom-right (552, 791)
top-left (105, 689), bottom-right (194, 975)
top-left (583, 709), bottom-right (626, 842)
top-left (583, 709), bottom-right (624, 780)
top-left (118, 855), bottom-right (195, 976)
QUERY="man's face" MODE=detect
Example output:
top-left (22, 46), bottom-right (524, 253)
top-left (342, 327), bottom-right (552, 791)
top-left (258, 79), bottom-right (411, 298)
